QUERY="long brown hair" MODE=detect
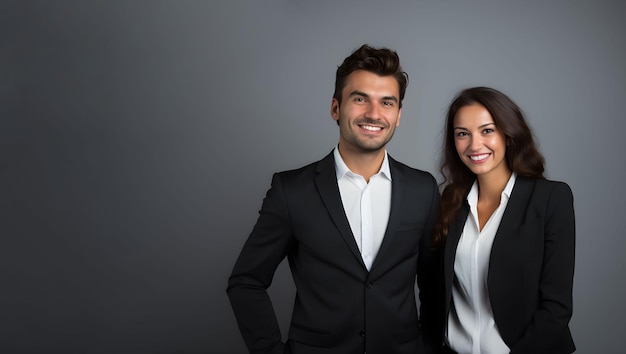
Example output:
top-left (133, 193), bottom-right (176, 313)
top-left (433, 87), bottom-right (546, 248)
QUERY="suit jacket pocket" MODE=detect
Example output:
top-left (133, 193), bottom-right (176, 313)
top-left (396, 324), bottom-right (420, 344)
top-left (289, 326), bottom-right (337, 348)
top-left (396, 221), bottom-right (425, 232)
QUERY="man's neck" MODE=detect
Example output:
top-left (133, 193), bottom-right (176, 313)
top-left (337, 145), bottom-right (386, 183)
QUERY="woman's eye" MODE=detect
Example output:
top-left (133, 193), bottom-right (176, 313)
top-left (483, 128), bottom-right (494, 134)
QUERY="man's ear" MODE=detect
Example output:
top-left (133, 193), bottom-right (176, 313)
top-left (330, 98), bottom-right (339, 122)
top-left (396, 108), bottom-right (402, 127)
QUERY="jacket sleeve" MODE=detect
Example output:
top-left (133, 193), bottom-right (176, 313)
top-left (509, 182), bottom-right (576, 353)
top-left (226, 173), bottom-right (292, 354)
top-left (417, 174), bottom-right (442, 351)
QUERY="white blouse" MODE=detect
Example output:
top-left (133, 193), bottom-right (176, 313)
top-left (446, 173), bottom-right (517, 354)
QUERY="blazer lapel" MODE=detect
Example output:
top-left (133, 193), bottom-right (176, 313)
top-left (444, 177), bottom-right (535, 315)
top-left (370, 157), bottom-right (405, 270)
top-left (488, 177), bottom-right (534, 269)
top-left (444, 201), bottom-right (469, 312)
top-left (314, 152), bottom-right (365, 267)
top-left (490, 177), bottom-right (534, 251)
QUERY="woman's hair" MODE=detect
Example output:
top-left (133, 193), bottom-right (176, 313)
top-left (333, 44), bottom-right (409, 108)
top-left (433, 87), bottom-right (546, 248)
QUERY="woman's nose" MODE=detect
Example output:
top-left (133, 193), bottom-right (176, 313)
top-left (470, 136), bottom-right (483, 150)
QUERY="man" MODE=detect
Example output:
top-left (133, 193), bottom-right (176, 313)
top-left (227, 44), bottom-right (440, 354)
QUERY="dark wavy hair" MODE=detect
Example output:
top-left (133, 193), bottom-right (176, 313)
top-left (433, 87), bottom-right (545, 248)
top-left (333, 44), bottom-right (408, 109)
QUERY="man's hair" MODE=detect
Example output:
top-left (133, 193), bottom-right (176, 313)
top-left (333, 44), bottom-right (408, 108)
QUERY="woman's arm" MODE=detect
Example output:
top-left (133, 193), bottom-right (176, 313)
top-left (509, 182), bottom-right (576, 353)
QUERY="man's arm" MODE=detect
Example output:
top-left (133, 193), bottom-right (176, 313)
top-left (227, 173), bottom-right (293, 354)
top-left (417, 174), bottom-right (442, 351)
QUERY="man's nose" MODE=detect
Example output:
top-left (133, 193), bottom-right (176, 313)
top-left (366, 102), bottom-right (382, 118)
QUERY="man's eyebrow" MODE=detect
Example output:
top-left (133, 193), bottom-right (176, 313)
top-left (382, 95), bottom-right (399, 103)
top-left (348, 90), bottom-right (370, 98)
top-left (348, 90), bottom-right (398, 103)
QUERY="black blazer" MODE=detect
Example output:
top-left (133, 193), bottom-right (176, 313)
top-left (228, 152), bottom-right (440, 354)
top-left (441, 177), bottom-right (575, 354)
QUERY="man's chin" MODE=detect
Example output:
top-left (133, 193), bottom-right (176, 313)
top-left (355, 142), bottom-right (388, 153)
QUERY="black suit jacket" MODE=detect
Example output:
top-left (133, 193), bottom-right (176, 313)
top-left (228, 152), bottom-right (440, 354)
top-left (441, 177), bottom-right (575, 354)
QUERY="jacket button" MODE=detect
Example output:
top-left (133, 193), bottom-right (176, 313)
top-left (366, 282), bottom-right (373, 289)
top-left (360, 330), bottom-right (366, 337)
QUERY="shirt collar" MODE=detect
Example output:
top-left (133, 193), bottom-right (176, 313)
top-left (502, 172), bottom-right (517, 199)
top-left (467, 172), bottom-right (517, 205)
top-left (333, 146), bottom-right (392, 181)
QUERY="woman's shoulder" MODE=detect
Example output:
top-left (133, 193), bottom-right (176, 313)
top-left (517, 176), bottom-right (573, 203)
top-left (517, 176), bottom-right (571, 190)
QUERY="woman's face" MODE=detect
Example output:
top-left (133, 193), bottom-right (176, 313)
top-left (453, 103), bottom-right (510, 180)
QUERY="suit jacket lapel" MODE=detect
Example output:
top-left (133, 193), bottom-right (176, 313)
top-left (489, 177), bottom-right (534, 265)
top-left (314, 152), bottom-right (366, 267)
top-left (444, 177), bottom-right (536, 315)
top-left (444, 201), bottom-right (469, 312)
top-left (370, 157), bottom-right (405, 270)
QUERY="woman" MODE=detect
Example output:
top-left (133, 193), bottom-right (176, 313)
top-left (433, 87), bottom-right (575, 354)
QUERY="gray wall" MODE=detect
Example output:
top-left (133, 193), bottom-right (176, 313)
top-left (3, 1), bottom-right (625, 353)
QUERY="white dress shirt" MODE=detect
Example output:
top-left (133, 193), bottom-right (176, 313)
top-left (446, 173), bottom-right (517, 354)
top-left (333, 147), bottom-right (391, 271)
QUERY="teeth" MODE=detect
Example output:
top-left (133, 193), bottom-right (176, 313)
top-left (362, 125), bottom-right (382, 131)
top-left (470, 154), bottom-right (489, 161)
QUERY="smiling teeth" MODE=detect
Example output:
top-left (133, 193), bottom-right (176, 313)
top-left (362, 125), bottom-right (382, 131)
top-left (470, 154), bottom-right (489, 161)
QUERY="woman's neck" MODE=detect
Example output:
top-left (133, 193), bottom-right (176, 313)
top-left (476, 169), bottom-right (512, 202)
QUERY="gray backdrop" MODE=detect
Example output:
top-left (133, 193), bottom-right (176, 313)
top-left (3, 1), bottom-right (625, 353)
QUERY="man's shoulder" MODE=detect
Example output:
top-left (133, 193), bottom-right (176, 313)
top-left (277, 160), bottom-right (319, 177)
top-left (275, 152), bottom-right (334, 178)
top-left (388, 156), bottom-right (436, 183)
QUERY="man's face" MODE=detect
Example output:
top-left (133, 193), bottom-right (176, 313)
top-left (331, 70), bottom-right (402, 155)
